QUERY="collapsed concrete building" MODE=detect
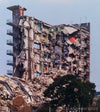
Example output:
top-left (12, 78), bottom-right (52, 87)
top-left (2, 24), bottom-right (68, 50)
top-left (7, 5), bottom-right (90, 81)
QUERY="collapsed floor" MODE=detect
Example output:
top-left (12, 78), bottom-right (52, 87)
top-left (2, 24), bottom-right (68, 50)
top-left (7, 6), bottom-right (90, 81)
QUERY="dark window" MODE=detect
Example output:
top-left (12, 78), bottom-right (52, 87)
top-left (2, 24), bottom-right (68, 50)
top-left (34, 43), bottom-right (40, 49)
top-left (37, 23), bottom-right (42, 31)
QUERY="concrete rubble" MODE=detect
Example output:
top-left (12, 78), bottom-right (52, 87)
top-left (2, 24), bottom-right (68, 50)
top-left (0, 74), bottom-right (55, 112)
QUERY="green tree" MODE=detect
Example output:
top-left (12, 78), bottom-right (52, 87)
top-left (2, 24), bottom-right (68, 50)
top-left (44, 75), bottom-right (96, 111)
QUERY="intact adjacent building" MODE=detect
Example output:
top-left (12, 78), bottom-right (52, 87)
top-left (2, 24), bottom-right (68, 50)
top-left (7, 5), bottom-right (90, 81)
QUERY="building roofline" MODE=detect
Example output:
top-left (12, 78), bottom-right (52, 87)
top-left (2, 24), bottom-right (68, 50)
top-left (34, 18), bottom-right (52, 27)
top-left (22, 15), bottom-right (52, 28)
top-left (7, 5), bottom-right (27, 11)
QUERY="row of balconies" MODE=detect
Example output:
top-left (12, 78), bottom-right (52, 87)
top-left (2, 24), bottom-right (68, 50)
top-left (7, 20), bottom-right (13, 75)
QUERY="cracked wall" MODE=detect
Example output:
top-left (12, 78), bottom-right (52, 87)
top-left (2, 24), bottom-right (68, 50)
top-left (7, 5), bottom-right (90, 81)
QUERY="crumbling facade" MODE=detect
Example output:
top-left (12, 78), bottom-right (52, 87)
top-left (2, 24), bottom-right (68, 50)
top-left (7, 5), bottom-right (90, 81)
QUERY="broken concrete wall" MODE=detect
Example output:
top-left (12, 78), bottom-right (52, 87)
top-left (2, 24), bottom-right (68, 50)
top-left (7, 9), bottom-right (90, 81)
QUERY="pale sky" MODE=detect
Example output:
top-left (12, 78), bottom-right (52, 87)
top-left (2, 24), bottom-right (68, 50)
top-left (0, 0), bottom-right (100, 91)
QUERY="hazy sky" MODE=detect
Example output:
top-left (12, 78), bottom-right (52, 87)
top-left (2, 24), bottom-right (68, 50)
top-left (0, 0), bottom-right (100, 91)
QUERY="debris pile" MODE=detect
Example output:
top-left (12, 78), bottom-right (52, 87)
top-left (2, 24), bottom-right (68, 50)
top-left (0, 74), bottom-right (54, 112)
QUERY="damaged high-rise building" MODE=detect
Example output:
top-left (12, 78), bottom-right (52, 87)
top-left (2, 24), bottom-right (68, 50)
top-left (7, 5), bottom-right (90, 81)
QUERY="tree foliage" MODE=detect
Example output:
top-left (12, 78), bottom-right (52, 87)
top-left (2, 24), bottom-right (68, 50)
top-left (44, 75), bottom-right (96, 110)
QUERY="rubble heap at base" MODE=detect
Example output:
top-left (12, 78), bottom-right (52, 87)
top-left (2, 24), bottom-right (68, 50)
top-left (0, 74), bottom-right (55, 112)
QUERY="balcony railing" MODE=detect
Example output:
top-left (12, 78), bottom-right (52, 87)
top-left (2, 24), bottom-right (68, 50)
top-left (7, 19), bottom-right (18, 27)
top-left (7, 29), bottom-right (13, 36)
top-left (7, 60), bottom-right (13, 66)
top-left (7, 50), bottom-right (13, 56)
top-left (7, 70), bottom-right (13, 75)
top-left (7, 19), bottom-right (16, 26)
top-left (7, 29), bottom-right (18, 38)
top-left (7, 40), bottom-right (13, 46)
